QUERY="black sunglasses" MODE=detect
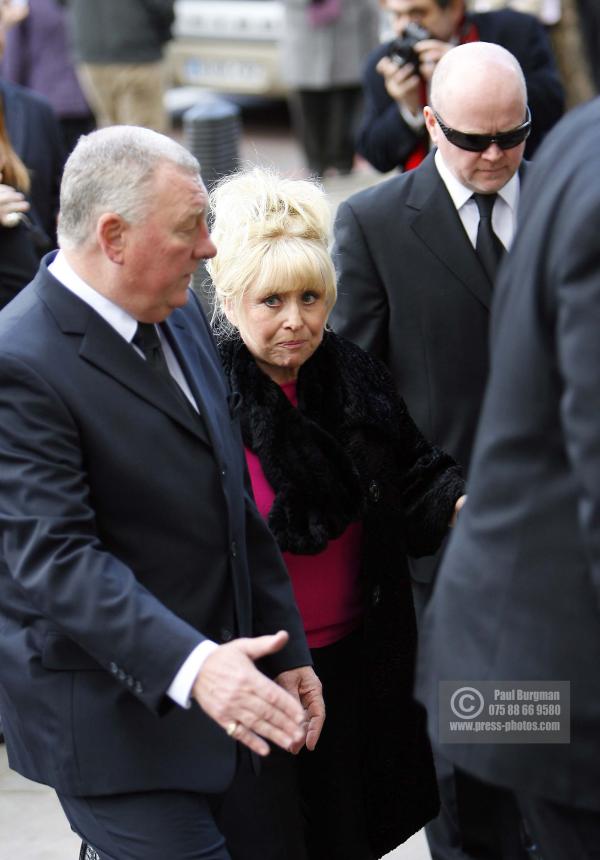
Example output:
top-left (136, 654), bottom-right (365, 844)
top-left (433, 106), bottom-right (531, 152)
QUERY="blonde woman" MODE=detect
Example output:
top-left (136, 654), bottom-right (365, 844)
top-left (208, 168), bottom-right (466, 860)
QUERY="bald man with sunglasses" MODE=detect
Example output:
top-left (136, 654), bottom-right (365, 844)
top-left (332, 42), bottom-right (531, 859)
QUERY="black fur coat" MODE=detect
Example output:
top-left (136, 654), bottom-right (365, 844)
top-left (219, 331), bottom-right (464, 857)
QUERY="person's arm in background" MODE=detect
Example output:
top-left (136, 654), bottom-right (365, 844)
top-left (356, 45), bottom-right (428, 173)
top-left (346, 345), bottom-right (465, 557)
top-left (330, 197), bottom-right (389, 359)
top-left (395, 394), bottom-right (466, 557)
top-left (26, 97), bottom-right (65, 247)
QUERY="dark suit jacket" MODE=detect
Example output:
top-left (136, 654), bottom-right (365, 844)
top-left (417, 98), bottom-right (600, 808)
top-left (0, 256), bottom-right (309, 796)
top-left (357, 9), bottom-right (564, 173)
top-left (332, 152), bottom-right (526, 581)
top-left (0, 78), bottom-right (65, 242)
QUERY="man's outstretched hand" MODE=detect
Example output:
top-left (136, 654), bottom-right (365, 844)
top-left (192, 630), bottom-right (321, 756)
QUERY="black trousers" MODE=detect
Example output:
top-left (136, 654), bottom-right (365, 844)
top-left (290, 86), bottom-right (362, 176)
top-left (413, 579), bottom-right (529, 860)
top-left (216, 630), bottom-right (373, 860)
top-left (58, 789), bottom-right (231, 860)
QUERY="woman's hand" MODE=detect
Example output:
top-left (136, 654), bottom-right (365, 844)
top-left (0, 173), bottom-right (30, 227)
top-left (275, 665), bottom-right (325, 753)
top-left (449, 494), bottom-right (467, 528)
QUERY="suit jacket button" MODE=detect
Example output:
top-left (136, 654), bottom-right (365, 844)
top-left (126, 676), bottom-right (135, 688)
top-left (109, 662), bottom-right (118, 675)
top-left (117, 669), bottom-right (126, 681)
top-left (134, 682), bottom-right (143, 694)
top-left (221, 628), bottom-right (233, 643)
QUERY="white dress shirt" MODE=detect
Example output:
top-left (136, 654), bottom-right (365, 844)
top-left (434, 149), bottom-right (520, 251)
top-left (48, 251), bottom-right (218, 708)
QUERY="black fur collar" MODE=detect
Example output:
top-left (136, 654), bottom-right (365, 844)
top-left (219, 331), bottom-right (399, 554)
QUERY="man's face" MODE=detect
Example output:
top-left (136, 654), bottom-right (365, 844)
top-left (116, 163), bottom-right (216, 323)
top-left (381, 0), bottom-right (463, 41)
top-left (425, 88), bottom-right (527, 194)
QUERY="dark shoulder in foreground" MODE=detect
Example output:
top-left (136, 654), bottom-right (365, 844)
top-left (513, 98), bottom-right (600, 202)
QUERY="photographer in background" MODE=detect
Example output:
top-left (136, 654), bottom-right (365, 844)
top-left (357, 0), bottom-right (564, 173)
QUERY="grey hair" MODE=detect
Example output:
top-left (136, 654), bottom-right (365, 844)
top-left (57, 126), bottom-right (201, 249)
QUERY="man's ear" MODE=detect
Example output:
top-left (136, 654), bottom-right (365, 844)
top-left (423, 106), bottom-right (439, 145)
top-left (97, 213), bottom-right (127, 263)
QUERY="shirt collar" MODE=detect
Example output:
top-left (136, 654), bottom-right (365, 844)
top-left (48, 250), bottom-right (138, 343)
top-left (434, 149), bottom-right (521, 213)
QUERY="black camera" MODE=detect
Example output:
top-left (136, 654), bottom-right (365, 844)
top-left (387, 22), bottom-right (431, 70)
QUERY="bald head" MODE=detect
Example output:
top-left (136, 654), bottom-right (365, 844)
top-left (423, 41), bottom-right (528, 194)
top-left (430, 42), bottom-right (527, 122)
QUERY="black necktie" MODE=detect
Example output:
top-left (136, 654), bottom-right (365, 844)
top-left (472, 193), bottom-right (504, 284)
top-left (132, 323), bottom-right (196, 415)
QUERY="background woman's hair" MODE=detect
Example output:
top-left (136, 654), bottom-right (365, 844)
top-left (0, 100), bottom-right (30, 193)
top-left (207, 167), bottom-right (337, 336)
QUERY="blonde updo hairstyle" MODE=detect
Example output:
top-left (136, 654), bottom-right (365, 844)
top-left (207, 168), bottom-right (337, 335)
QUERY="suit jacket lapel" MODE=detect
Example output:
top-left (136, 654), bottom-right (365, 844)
top-left (38, 268), bottom-right (210, 444)
top-left (162, 310), bottom-right (229, 453)
top-left (407, 153), bottom-right (493, 310)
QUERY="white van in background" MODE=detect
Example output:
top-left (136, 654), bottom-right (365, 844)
top-left (168, 0), bottom-right (287, 97)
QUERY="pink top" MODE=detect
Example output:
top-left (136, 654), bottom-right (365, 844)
top-left (245, 380), bottom-right (364, 649)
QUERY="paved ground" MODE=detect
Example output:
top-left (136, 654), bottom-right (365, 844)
top-left (0, 108), bottom-right (431, 860)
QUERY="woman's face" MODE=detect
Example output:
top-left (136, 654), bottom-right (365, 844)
top-left (231, 283), bottom-right (330, 384)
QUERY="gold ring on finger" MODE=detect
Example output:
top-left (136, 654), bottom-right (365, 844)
top-left (226, 721), bottom-right (239, 737)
